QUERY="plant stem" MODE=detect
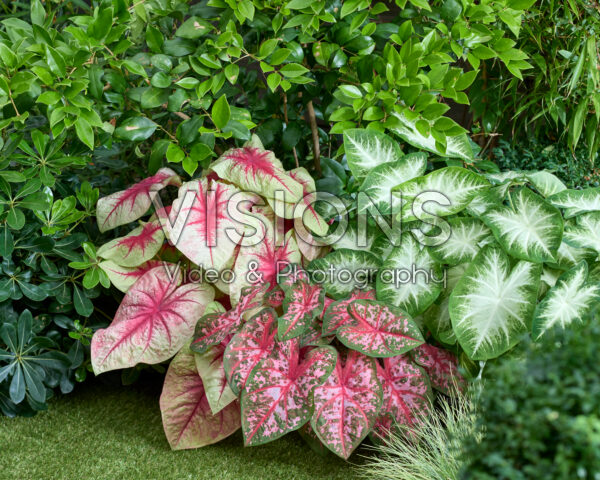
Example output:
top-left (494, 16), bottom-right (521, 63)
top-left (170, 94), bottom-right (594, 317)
top-left (305, 100), bottom-right (321, 175)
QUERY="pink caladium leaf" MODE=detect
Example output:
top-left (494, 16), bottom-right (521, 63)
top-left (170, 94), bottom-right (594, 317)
top-left (194, 336), bottom-right (238, 414)
top-left (311, 350), bottom-right (383, 459)
top-left (98, 259), bottom-right (174, 293)
top-left (241, 339), bottom-right (337, 446)
top-left (278, 280), bottom-right (324, 341)
top-left (97, 168), bottom-right (180, 232)
top-left (298, 422), bottom-right (329, 456)
top-left (97, 220), bottom-right (165, 267)
top-left (166, 178), bottom-right (252, 271)
top-left (299, 317), bottom-right (330, 348)
top-left (372, 355), bottom-right (432, 442)
top-left (160, 346), bottom-right (240, 450)
top-left (265, 287), bottom-right (285, 308)
top-left (411, 344), bottom-right (465, 396)
top-left (91, 266), bottom-right (214, 374)
top-left (190, 283), bottom-right (268, 354)
top-left (321, 289), bottom-right (376, 336)
top-left (210, 136), bottom-right (304, 202)
top-left (277, 263), bottom-right (309, 291)
top-left (223, 308), bottom-right (278, 395)
top-left (337, 300), bottom-right (425, 358)
top-left (320, 296), bottom-right (336, 318)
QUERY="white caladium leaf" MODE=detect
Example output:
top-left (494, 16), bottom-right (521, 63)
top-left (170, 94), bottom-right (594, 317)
top-left (376, 234), bottom-right (443, 317)
top-left (372, 355), bottom-right (431, 440)
top-left (98, 260), bottom-right (176, 293)
top-left (343, 128), bottom-right (403, 182)
top-left (91, 266), bottom-right (214, 374)
top-left (97, 168), bottom-right (180, 232)
top-left (532, 261), bottom-right (600, 340)
top-left (525, 171), bottom-right (567, 198)
top-left (97, 220), bottom-right (164, 267)
top-left (194, 337), bottom-right (238, 415)
top-left (481, 187), bottom-right (563, 263)
top-left (166, 178), bottom-right (250, 271)
top-left (338, 300), bottom-right (424, 357)
top-left (449, 245), bottom-right (541, 360)
top-left (329, 222), bottom-right (379, 251)
top-left (307, 248), bottom-right (381, 299)
top-left (429, 217), bottom-right (491, 265)
top-left (295, 229), bottom-right (328, 262)
top-left (548, 187), bottom-right (600, 218)
top-left (465, 185), bottom-right (506, 216)
top-left (210, 136), bottom-right (304, 202)
top-left (390, 111), bottom-right (474, 161)
top-left (358, 153), bottom-right (428, 216)
top-left (563, 212), bottom-right (600, 255)
top-left (160, 346), bottom-right (240, 450)
top-left (394, 167), bottom-right (490, 222)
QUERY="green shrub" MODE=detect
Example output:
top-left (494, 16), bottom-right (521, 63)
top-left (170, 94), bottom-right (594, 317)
top-left (461, 314), bottom-right (600, 480)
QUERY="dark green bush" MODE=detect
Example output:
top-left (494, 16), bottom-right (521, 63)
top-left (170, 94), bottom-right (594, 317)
top-left (461, 313), bottom-right (600, 480)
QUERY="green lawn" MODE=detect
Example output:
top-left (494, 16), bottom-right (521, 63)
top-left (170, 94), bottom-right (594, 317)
top-left (0, 379), bottom-right (361, 480)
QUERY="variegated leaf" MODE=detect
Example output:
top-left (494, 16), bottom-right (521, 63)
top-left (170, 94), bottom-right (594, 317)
top-left (311, 350), bottom-right (382, 459)
top-left (278, 280), bottom-right (324, 341)
top-left (343, 129), bottom-right (403, 182)
top-left (160, 347), bottom-right (240, 450)
top-left (411, 344), bottom-right (465, 395)
top-left (322, 288), bottom-right (376, 335)
top-left (328, 222), bottom-right (379, 252)
top-left (449, 245), bottom-right (541, 360)
top-left (97, 168), bottom-right (180, 232)
top-left (376, 233), bottom-right (443, 316)
top-left (548, 187), bottom-right (600, 218)
top-left (525, 171), bottom-right (567, 198)
top-left (98, 260), bottom-right (174, 293)
top-left (194, 338), bottom-right (237, 414)
top-left (97, 220), bottom-right (164, 267)
top-left (429, 217), bottom-right (491, 265)
top-left (223, 308), bottom-right (277, 395)
top-left (563, 212), bottom-right (600, 254)
top-left (338, 300), bottom-right (424, 357)
top-left (307, 249), bottom-right (381, 299)
top-left (532, 261), bottom-right (600, 340)
top-left (91, 267), bottom-right (214, 374)
top-left (358, 153), bottom-right (428, 216)
top-left (372, 355), bottom-right (431, 440)
top-left (242, 340), bottom-right (337, 446)
top-left (481, 187), bottom-right (563, 263)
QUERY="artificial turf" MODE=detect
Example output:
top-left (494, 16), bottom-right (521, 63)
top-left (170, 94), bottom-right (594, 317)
top-left (0, 378), bottom-right (361, 480)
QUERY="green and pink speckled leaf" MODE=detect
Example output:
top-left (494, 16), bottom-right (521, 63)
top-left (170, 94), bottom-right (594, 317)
top-left (337, 300), bottom-right (425, 358)
top-left (412, 344), bottom-right (465, 396)
top-left (278, 263), bottom-right (310, 291)
top-left (160, 347), bottom-right (240, 450)
top-left (223, 308), bottom-right (278, 395)
top-left (194, 336), bottom-right (238, 414)
top-left (91, 266), bottom-right (214, 374)
top-left (321, 289), bottom-right (376, 336)
top-left (311, 350), bottom-right (383, 459)
top-left (241, 340), bottom-right (337, 446)
top-left (97, 220), bottom-right (164, 267)
top-left (278, 280), bottom-right (324, 341)
top-left (265, 287), bottom-right (285, 308)
top-left (372, 355), bottom-right (431, 441)
top-left (190, 283), bottom-right (268, 354)
top-left (97, 168), bottom-right (180, 232)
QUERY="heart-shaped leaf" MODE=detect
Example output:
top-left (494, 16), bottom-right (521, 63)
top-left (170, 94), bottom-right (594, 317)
top-left (343, 129), bottom-right (403, 181)
top-left (91, 266), bottom-right (214, 374)
top-left (322, 289), bottom-right (376, 335)
top-left (98, 260), bottom-right (175, 292)
top-left (97, 220), bottom-right (164, 267)
top-left (160, 347), bottom-right (240, 450)
top-left (411, 344), bottom-right (465, 395)
top-left (278, 280), bottom-right (324, 341)
top-left (338, 300), bottom-right (424, 357)
top-left (548, 186), bottom-right (600, 218)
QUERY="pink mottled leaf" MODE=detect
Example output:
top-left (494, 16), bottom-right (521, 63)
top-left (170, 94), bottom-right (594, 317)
top-left (322, 289), bottom-right (376, 336)
top-left (265, 287), bottom-right (285, 308)
top-left (338, 300), bottom-right (425, 358)
top-left (97, 220), bottom-right (164, 267)
top-left (160, 346), bottom-right (240, 450)
top-left (98, 260), bottom-right (174, 293)
top-left (97, 168), bottom-right (180, 232)
top-left (166, 178), bottom-right (252, 271)
top-left (194, 337), bottom-right (238, 414)
top-left (412, 344), bottom-right (465, 395)
top-left (241, 339), bottom-right (337, 446)
top-left (190, 283), bottom-right (268, 354)
top-left (278, 280), bottom-right (324, 341)
top-left (320, 296), bottom-right (335, 319)
top-left (277, 263), bottom-right (309, 291)
top-left (211, 136), bottom-right (304, 202)
top-left (372, 355), bottom-right (432, 441)
top-left (311, 350), bottom-right (383, 459)
top-left (223, 308), bottom-right (277, 395)
top-left (91, 266), bottom-right (214, 374)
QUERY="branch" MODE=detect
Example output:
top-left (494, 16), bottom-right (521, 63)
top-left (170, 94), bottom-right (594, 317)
top-left (305, 100), bottom-right (321, 175)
